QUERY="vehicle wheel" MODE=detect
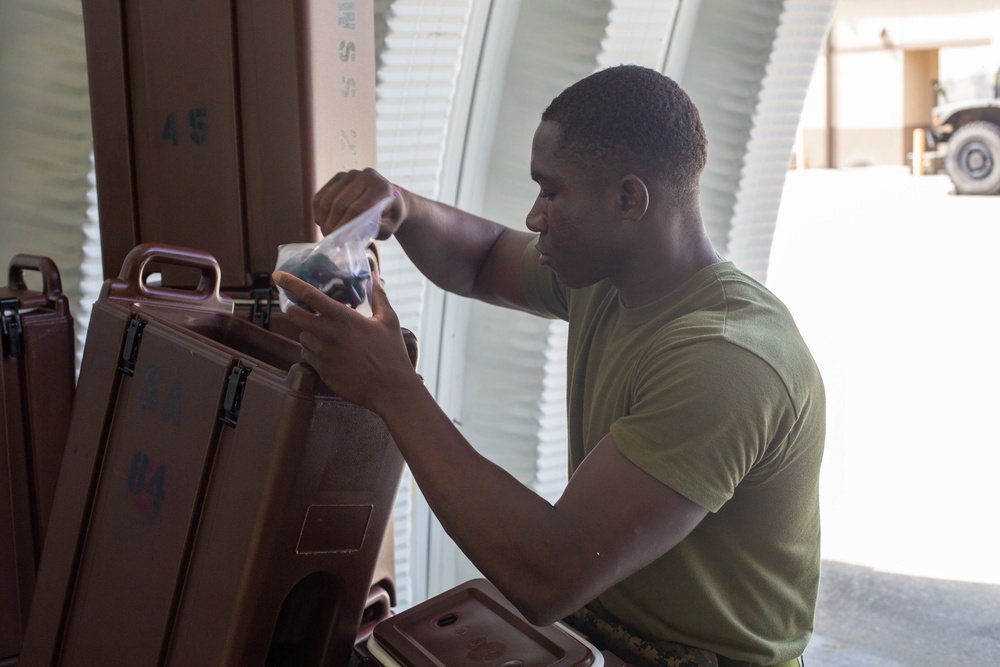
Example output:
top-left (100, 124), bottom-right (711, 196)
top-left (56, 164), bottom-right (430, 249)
top-left (945, 120), bottom-right (1000, 195)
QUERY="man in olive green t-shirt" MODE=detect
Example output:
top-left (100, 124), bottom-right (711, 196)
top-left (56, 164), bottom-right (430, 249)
top-left (522, 239), bottom-right (824, 663)
top-left (275, 65), bottom-right (824, 667)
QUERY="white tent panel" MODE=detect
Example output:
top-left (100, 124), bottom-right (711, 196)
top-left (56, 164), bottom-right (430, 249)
top-left (0, 0), bottom-right (92, 366)
top-left (730, 0), bottom-right (838, 281)
top-left (372, 0), bottom-right (478, 608)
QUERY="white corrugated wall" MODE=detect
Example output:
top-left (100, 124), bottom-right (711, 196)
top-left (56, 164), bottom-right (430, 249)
top-left (0, 1), bottom-right (93, 366)
top-left (371, 0), bottom-right (477, 608)
top-left (695, 0), bottom-right (837, 281)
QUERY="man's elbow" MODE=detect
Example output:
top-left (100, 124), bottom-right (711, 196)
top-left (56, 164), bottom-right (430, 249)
top-left (519, 602), bottom-right (573, 628)
top-left (504, 573), bottom-right (588, 627)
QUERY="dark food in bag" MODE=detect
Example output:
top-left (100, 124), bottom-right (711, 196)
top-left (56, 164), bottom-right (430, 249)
top-left (275, 192), bottom-right (396, 314)
top-left (278, 252), bottom-right (370, 308)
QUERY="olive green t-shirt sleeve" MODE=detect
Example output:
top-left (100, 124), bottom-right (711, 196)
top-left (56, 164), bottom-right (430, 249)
top-left (520, 237), bottom-right (569, 320)
top-left (610, 338), bottom-right (795, 513)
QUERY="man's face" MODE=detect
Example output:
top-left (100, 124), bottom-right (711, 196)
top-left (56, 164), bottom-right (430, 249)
top-left (526, 121), bottom-right (621, 289)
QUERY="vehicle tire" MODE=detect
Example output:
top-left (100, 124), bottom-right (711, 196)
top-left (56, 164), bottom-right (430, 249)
top-left (945, 120), bottom-right (1000, 195)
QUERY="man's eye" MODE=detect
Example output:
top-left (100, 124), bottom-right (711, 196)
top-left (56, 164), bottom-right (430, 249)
top-left (539, 190), bottom-right (555, 200)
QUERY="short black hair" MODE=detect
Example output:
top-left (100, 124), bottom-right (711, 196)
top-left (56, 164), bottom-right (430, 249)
top-left (541, 65), bottom-right (707, 192)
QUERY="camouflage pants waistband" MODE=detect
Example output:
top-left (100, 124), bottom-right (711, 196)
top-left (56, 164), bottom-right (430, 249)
top-left (562, 606), bottom-right (720, 667)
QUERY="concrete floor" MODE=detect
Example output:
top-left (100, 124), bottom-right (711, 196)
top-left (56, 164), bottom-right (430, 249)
top-left (804, 561), bottom-right (1000, 666)
top-left (767, 168), bottom-right (1000, 666)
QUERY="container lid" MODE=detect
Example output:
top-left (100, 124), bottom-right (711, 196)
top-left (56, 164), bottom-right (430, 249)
top-left (369, 579), bottom-right (601, 667)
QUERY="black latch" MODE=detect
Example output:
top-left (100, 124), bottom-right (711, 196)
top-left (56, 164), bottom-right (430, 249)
top-left (220, 364), bottom-right (251, 427)
top-left (119, 317), bottom-right (147, 376)
top-left (1, 297), bottom-right (24, 358)
top-left (251, 275), bottom-right (272, 330)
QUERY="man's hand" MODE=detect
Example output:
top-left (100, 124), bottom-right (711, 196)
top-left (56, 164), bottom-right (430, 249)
top-left (273, 268), bottom-right (419, 413)
top-left (313, 168), bottom-right (408, 239)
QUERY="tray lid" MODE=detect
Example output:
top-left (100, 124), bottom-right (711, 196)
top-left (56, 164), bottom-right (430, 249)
top-left (370, 579), bottom-right (598, 667)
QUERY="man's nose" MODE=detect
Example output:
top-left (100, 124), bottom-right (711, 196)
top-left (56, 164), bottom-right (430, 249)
top-left (526, 201), bottom-right (546, 233)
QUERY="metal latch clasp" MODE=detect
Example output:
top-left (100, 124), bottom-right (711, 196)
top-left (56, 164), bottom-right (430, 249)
top-left (220, 364), bottom-right (251, 426)
top-left (1, 297), bottom-right (24, 358)
top-left (251, 275), bottom-right (272, 330)
top-left (119, 317), bottom-right (147, 376)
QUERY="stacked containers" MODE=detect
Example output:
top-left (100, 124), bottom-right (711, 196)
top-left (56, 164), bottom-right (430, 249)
top-left (22, 245), bottom-right (409, 665)
top-left (84, 0), bottom-right (377, 320)
top-left (21, 0), bottom-right (407, 664)
top-left (0, 256), bottom-right (76, 663)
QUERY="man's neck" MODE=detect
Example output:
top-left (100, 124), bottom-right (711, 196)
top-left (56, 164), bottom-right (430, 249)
top-left (614, 219), bottom-right (720, 309)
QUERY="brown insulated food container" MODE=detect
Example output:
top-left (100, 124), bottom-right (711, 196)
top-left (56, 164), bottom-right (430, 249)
top-left (0, 256), bottom-right (76, 662)
top-left (367, 579), bottom-right (601, 667)
top-left (20, 245), bottom-right (409, 666)
top-left (82, 0), bottom-right (377, 309)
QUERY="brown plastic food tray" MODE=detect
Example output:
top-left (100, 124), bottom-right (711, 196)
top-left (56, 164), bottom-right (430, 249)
top-left (369, 579), bottom-right (598, 667)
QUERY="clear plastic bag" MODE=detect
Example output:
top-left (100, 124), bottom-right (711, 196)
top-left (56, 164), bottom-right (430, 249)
top-left (275, 192), bottom-right (396, 314)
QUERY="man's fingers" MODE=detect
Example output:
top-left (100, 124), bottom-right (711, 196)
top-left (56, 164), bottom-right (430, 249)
top-left (369, 275), bottom-right (400, 329)
top-left (313, 169), bottom-right (403, 236)
top-left (313, 170), bottom-right (398, 236)
top-left (314, 172), bottom-right (364, 232)
top-left (298, 332), bottom-right (322, 362)
top-left (370, 275), bottom-right (386, 312)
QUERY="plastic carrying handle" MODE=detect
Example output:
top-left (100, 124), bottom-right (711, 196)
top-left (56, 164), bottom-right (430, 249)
top-left (105, 242), bottom-right (233, 313)
top-left (8, 254), bottom-right (63, 299)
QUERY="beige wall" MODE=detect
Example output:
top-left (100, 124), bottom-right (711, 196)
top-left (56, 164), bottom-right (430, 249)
top-left (903, 49), bottom-right (938, 158)
top-left (798, 0), bottom-right (999, 168)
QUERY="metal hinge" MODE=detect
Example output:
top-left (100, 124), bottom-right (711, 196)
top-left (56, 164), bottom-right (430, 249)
top-left (119, 317), bottom-right (147, 376)
top-left (220, 364), bottom-right (251, 427)
top-left (250, 275), bottom-right (272, 330)
top-left (1, 298), bottom-right (24, 358)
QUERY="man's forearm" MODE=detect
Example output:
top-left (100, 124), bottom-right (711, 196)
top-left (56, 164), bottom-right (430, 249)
top-left (371, 377), bottom-right (574, 624)
top-left (393, 189), bottom-right (509, 297)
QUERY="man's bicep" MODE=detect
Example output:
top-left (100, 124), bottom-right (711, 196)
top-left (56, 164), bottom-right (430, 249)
top-left (552, 434), bottom-right (708, 604)
top-left (471, 228), bottom-right (537, 312)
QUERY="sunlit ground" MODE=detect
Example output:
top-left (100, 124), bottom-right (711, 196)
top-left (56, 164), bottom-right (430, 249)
top-left (767, 166), bottom-right (1000, 587)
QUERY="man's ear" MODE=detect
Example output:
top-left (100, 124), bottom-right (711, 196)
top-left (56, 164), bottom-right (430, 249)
top-left (618, 175), bottom-right (649, 221)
